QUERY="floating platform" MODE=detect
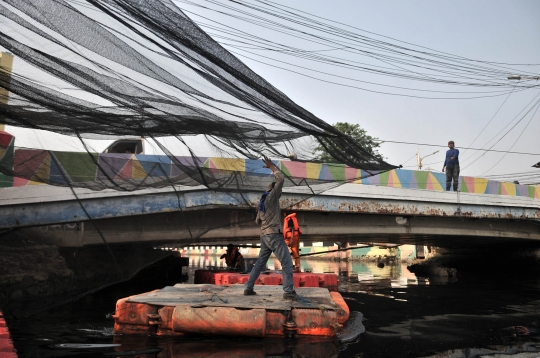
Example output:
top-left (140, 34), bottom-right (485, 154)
top-left (113, 284), bottom-right (362, 340)
top-left (194, 270), bottom-right (338, 291)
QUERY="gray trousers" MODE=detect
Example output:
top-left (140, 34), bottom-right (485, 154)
top-left (245, 233), bottom-right (295, 293)
top-left (446, 164), bottom-right (460, 191)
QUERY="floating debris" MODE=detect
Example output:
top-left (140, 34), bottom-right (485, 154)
top-left (52, 343), bottom-right (121, 349)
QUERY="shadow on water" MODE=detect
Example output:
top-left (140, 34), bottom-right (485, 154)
top-left (7, 255), bottom-right (540, 357)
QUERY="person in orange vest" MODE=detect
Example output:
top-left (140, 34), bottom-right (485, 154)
top-left (220, 244), bottom-right (243, 269)
top-left (283, 213), bottom-right (301, 272)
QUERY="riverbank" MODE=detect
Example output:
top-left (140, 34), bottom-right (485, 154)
top-left (0, 232), bottom-right (180, 317)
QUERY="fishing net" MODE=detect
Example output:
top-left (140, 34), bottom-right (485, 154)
top-left (0, 0), bottom-right (397, 195)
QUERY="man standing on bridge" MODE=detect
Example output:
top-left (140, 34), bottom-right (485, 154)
top-left (442, 140), bottom-right (460, 191)
top-left (244, 157), bottom-right (297, 300)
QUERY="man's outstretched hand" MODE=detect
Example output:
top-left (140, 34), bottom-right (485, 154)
top-left (262, 156), bottom-right (277, 171)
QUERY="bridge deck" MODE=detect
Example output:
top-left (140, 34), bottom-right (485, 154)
top-left (0, 182), bottom-right (539, 247)
top-left (1, 182), bottom-right (539, 229)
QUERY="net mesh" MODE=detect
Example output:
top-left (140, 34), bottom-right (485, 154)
top-left (0, 0), bottom-right (396, 195)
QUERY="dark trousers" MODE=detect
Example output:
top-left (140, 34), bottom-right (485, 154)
top-left (446, 164), bottom-right (460, 191)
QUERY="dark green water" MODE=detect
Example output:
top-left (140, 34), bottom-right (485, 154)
top-left (6, 258), bottom-right (540, 358)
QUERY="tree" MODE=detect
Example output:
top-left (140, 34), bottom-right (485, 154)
top-left (313, 122), bottom-right (384, 163)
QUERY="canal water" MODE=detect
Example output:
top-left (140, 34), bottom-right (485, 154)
top-left (7, 256), bottom-right (540, 358)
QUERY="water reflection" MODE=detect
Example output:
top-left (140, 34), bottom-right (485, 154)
top-left (187, 255), bottom-right (432, 298)
top-left (111, 335), bottom-right (340, 358)
top-left (188, 255), bottom-right (422, 286)
top-left (423, 342), bottom-right (540, 358)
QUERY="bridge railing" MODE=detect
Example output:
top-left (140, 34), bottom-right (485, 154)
top-left (1, 142), bottom-right (539, 200)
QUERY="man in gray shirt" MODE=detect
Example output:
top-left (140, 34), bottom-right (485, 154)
top-left (244, 157), bottom-right (297, 300)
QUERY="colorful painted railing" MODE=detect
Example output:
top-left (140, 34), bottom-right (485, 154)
top-left (1, 143), bottom-right (539, 200)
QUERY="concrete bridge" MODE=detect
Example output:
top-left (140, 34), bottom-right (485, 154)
top-left (1, 171), bottom-right (539, 248)
top-left (0, 135), bottom-right (539, 247)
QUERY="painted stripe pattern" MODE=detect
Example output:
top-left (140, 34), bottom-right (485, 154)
top-left (3, 150), bottom-right (540, 200)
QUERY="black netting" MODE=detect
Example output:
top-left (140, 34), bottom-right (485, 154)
top-left (0, 0), bottom-right (396, 194)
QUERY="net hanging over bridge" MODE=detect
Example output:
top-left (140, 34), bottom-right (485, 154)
top-left (0, 1), bottom-right (533, 305)
top-left (0, 0), bottom-right (397, 195)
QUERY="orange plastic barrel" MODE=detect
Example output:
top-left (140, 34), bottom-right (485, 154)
top-left (297, 273), bottom-right (319, 287)
top-left (259, 275), bottom-right (280, 285)
top-left (322, 273), bottom-right (338, 287)
top-left (213, 272), bottom-right (224, 285)
top-left (113, 295), bottom-right (161, 335)
top-left (172, 306), bottom-right (266, 337)
top-left (221, 273), bottom-right (239, 285)
top-left (293, 308), bottom-right (337, 336)
top-left (330, 291), bottom-right (350, 324)
top-left (235, 275), bottom-right (249, 284)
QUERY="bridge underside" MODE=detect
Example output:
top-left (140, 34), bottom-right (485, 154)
top-left (15, 209), bottom-right (540, 248)
top-left (2, 185), bottom-right (539, 248)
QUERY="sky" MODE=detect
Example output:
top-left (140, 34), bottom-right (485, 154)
top-left (5, 0), bottom-right (540, 183)
top-left (176, 0), bottom-right (540, 181)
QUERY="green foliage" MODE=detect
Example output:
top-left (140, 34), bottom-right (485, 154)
top-left (313, 122), bottom-right (384, 163)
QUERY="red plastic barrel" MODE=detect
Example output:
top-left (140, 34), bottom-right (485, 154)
top-left (330, 291), bottom-right (350, 324)
top-left (172, 306), bottom-right (266, 337)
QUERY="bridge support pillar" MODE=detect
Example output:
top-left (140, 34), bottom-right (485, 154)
top-left (416, 245), bottom-right (425, 259)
